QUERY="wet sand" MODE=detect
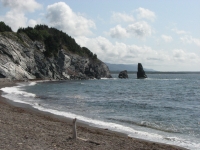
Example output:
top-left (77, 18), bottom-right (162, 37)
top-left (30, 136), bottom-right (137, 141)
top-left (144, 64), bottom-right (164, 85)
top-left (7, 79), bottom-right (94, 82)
top-left (0, 80), bottom-right (188, 150)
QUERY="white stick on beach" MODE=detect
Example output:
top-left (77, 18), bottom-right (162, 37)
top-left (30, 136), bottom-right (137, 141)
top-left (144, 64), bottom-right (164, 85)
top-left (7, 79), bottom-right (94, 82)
top-left (72, 118), bottom-right (77, 140)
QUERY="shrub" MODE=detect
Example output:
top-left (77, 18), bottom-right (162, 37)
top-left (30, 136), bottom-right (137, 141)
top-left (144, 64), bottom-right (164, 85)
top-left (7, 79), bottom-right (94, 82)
top-left (0, 22), bottom-right (12, 32)
top-left (17, 24), bottom-right (97, 59)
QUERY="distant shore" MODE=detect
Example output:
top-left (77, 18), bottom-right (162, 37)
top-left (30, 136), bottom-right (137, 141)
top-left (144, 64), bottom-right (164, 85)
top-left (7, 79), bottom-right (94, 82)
top-left (110, 71), bottom-right (200, 74)
top-left (0, 79), bottom-right (188, 150)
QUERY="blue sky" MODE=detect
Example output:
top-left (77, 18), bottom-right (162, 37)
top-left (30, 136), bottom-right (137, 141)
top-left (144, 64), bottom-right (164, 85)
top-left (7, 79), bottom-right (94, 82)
top-left (0, 0), bottom-right (200, 71)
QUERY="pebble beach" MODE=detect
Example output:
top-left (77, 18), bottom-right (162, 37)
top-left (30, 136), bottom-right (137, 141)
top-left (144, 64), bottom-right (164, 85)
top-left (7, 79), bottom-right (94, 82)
top-left (0, 80), bottom-right (187, 150)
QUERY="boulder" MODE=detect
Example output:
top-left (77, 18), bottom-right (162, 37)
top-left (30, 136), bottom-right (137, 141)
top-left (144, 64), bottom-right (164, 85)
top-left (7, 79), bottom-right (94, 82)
top-left (118, 70), bottom-right (128, 79)
top-left (137, 63), bottom-right (147, 79)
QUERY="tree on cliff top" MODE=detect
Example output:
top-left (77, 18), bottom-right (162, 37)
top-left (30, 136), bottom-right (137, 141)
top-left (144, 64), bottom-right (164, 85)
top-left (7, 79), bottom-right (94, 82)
top-left (0, 22), bottom-right (12, 32)
top-left (17, 24), bottom-right (97, 60)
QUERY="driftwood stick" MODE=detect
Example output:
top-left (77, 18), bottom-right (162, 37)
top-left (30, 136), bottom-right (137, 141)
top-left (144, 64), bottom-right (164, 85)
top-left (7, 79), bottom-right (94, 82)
top-left (72, 118), bottom-right (77, 139)
top-left (78, 137), bottom-right (100, 145)
top-left (72, 118), bottom-right (100, 145)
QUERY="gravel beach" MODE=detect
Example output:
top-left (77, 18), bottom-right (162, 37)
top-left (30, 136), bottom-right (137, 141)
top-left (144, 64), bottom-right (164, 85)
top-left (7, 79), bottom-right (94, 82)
top-left (0, 80), bottom-right (187, 150)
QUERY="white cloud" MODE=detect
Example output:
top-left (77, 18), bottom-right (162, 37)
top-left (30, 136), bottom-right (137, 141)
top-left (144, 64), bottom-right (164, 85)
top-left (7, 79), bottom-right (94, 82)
top-left (161, 35), bottom-right (173, 43)
top-left (108, 25), bottom-right (128, 38)
top-left (111, 12), bottom-right (135, 23)
top-left (46, 2), bottom-right (95, 37)
top-left (0, 0), bottom-right (42, 31)
top-left (192, 38), bottom-right (200, 47)
top-left (172, 28), bottom-right (188, 35)
top-left (172, 28), bottom-right (200, 47)
top-left (76, 36), bottom-right (200, 71)
top-left (28, 19), bottom-right (38, 27)
top-left (1, 0), bottom-right (41, 12)
top-left (172, 49), bottom-right (199, 62)
top-left (76, 36), bottom-right (168, 64)
top-left (108, 21), bottom-right (152, 39)
top-left (181, 36), bottom-right (200, 47)
top-left (173, 49), bottom-right (187, 61)
top-left (2, 11), bottom-right (28, 31)
top-left (136, 7), bottom-right (156, 22)
top-left (126, 21), bottom-right (152, 37)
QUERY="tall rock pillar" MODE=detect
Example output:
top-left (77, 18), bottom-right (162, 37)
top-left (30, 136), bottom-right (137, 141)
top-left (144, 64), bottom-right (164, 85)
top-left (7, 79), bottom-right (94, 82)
top-left (137, 63), bottom-right (147, 79)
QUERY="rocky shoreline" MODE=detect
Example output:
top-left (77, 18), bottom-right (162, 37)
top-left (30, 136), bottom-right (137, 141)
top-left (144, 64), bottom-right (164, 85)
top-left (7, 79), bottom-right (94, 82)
top-left (0, 80), bottom-right (188, 150)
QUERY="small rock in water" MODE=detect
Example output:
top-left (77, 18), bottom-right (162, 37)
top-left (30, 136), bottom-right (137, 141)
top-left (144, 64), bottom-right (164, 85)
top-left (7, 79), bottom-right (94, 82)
top-left (118, 70), bottom-right (128, 79)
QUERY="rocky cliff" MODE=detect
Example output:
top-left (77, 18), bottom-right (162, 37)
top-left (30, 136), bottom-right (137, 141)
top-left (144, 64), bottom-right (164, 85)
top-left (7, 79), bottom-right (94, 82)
top-left (0, 32), bottom-right (112, 80)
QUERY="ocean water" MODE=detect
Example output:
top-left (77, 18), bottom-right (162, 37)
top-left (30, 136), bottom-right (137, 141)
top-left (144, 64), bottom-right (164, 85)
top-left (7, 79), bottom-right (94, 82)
top-left (1, 73), bottom-right (200, 150)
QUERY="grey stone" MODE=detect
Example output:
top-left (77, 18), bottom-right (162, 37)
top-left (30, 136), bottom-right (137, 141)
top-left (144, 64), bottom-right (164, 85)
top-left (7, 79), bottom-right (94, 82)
top-left (118, 70), bottom-right (128, 79)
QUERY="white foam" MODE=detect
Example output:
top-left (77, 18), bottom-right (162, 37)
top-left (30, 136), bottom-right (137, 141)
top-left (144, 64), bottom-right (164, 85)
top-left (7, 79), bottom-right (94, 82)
top-left (2, 94), bottom-right (31, 105)
top-left (66, 95), bottom-right (87, 100)
top-left (1, 86), bottom-right (36, 97)
top-left (164, 136), bottom-right (200, 150)
top-left (29, 82), bottom-right (37, 86)
top-left (147, 78), bottom-right (183, 81)
top-left (101, 78), bottom-right (118, 80)
top-left (34, 79), bottom-right (54, 83)
top-left (0, 82), bottom-right (38, 105)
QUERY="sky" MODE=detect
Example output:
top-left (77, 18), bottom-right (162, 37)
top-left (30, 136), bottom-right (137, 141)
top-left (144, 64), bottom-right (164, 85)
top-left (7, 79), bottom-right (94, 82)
top-left (0, 0), bottom-right (200, 71)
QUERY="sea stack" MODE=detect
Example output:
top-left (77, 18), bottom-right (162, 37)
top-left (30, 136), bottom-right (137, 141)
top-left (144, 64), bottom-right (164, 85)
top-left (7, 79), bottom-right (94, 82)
top-left (137, 63), bottom-right (147, 79)
top-left (118, 70), bottom-right (128, 79)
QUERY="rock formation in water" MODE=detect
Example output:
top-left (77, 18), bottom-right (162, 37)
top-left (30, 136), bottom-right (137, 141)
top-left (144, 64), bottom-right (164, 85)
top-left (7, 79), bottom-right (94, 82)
top-left (118, 70), bottom-right (128, 79)
top-left (137, 63), bottom-right (147, 79)
top-left (0, 24), bottom-right (112, 80)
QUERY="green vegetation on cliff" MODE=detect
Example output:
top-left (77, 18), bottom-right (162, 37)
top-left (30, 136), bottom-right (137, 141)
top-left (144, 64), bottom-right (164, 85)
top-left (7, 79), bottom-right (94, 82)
top-left (17, 24), bottom-right (97, 59)
top-left (0, 22), bottom-right (12, 32)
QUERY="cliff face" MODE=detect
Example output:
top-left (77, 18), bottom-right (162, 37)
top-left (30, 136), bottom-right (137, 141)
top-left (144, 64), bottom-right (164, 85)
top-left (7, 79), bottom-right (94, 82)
top-left (0, 32), bottom-right (112, 80)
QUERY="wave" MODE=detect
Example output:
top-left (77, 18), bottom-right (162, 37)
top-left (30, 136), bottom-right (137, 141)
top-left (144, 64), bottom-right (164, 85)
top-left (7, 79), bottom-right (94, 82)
top-left (29, 82), bottom-right (37, 86)
top-left (140, 121), bottom-right (180, 133)
top-left (0, 82), bottom-right (38, 104)
top-left (107, 118), bottom-right (180, 133)
top-left (1, 86), bottom-right (36, 98)
top-left (146, 78), bottom-right (183, 81)
top-left (66, 95), bottom-right (88, 100)
top-left (101, 78), bottom-right (118, 80)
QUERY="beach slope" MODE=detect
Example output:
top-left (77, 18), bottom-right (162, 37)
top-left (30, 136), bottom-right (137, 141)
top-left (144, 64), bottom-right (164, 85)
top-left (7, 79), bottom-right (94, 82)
top-left (0, 82), bottom-right (187, 150)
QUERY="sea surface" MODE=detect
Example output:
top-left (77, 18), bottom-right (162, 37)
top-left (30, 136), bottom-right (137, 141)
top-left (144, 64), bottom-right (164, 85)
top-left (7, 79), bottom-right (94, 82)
top-left (1, 73), bottom-right (200, 150)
